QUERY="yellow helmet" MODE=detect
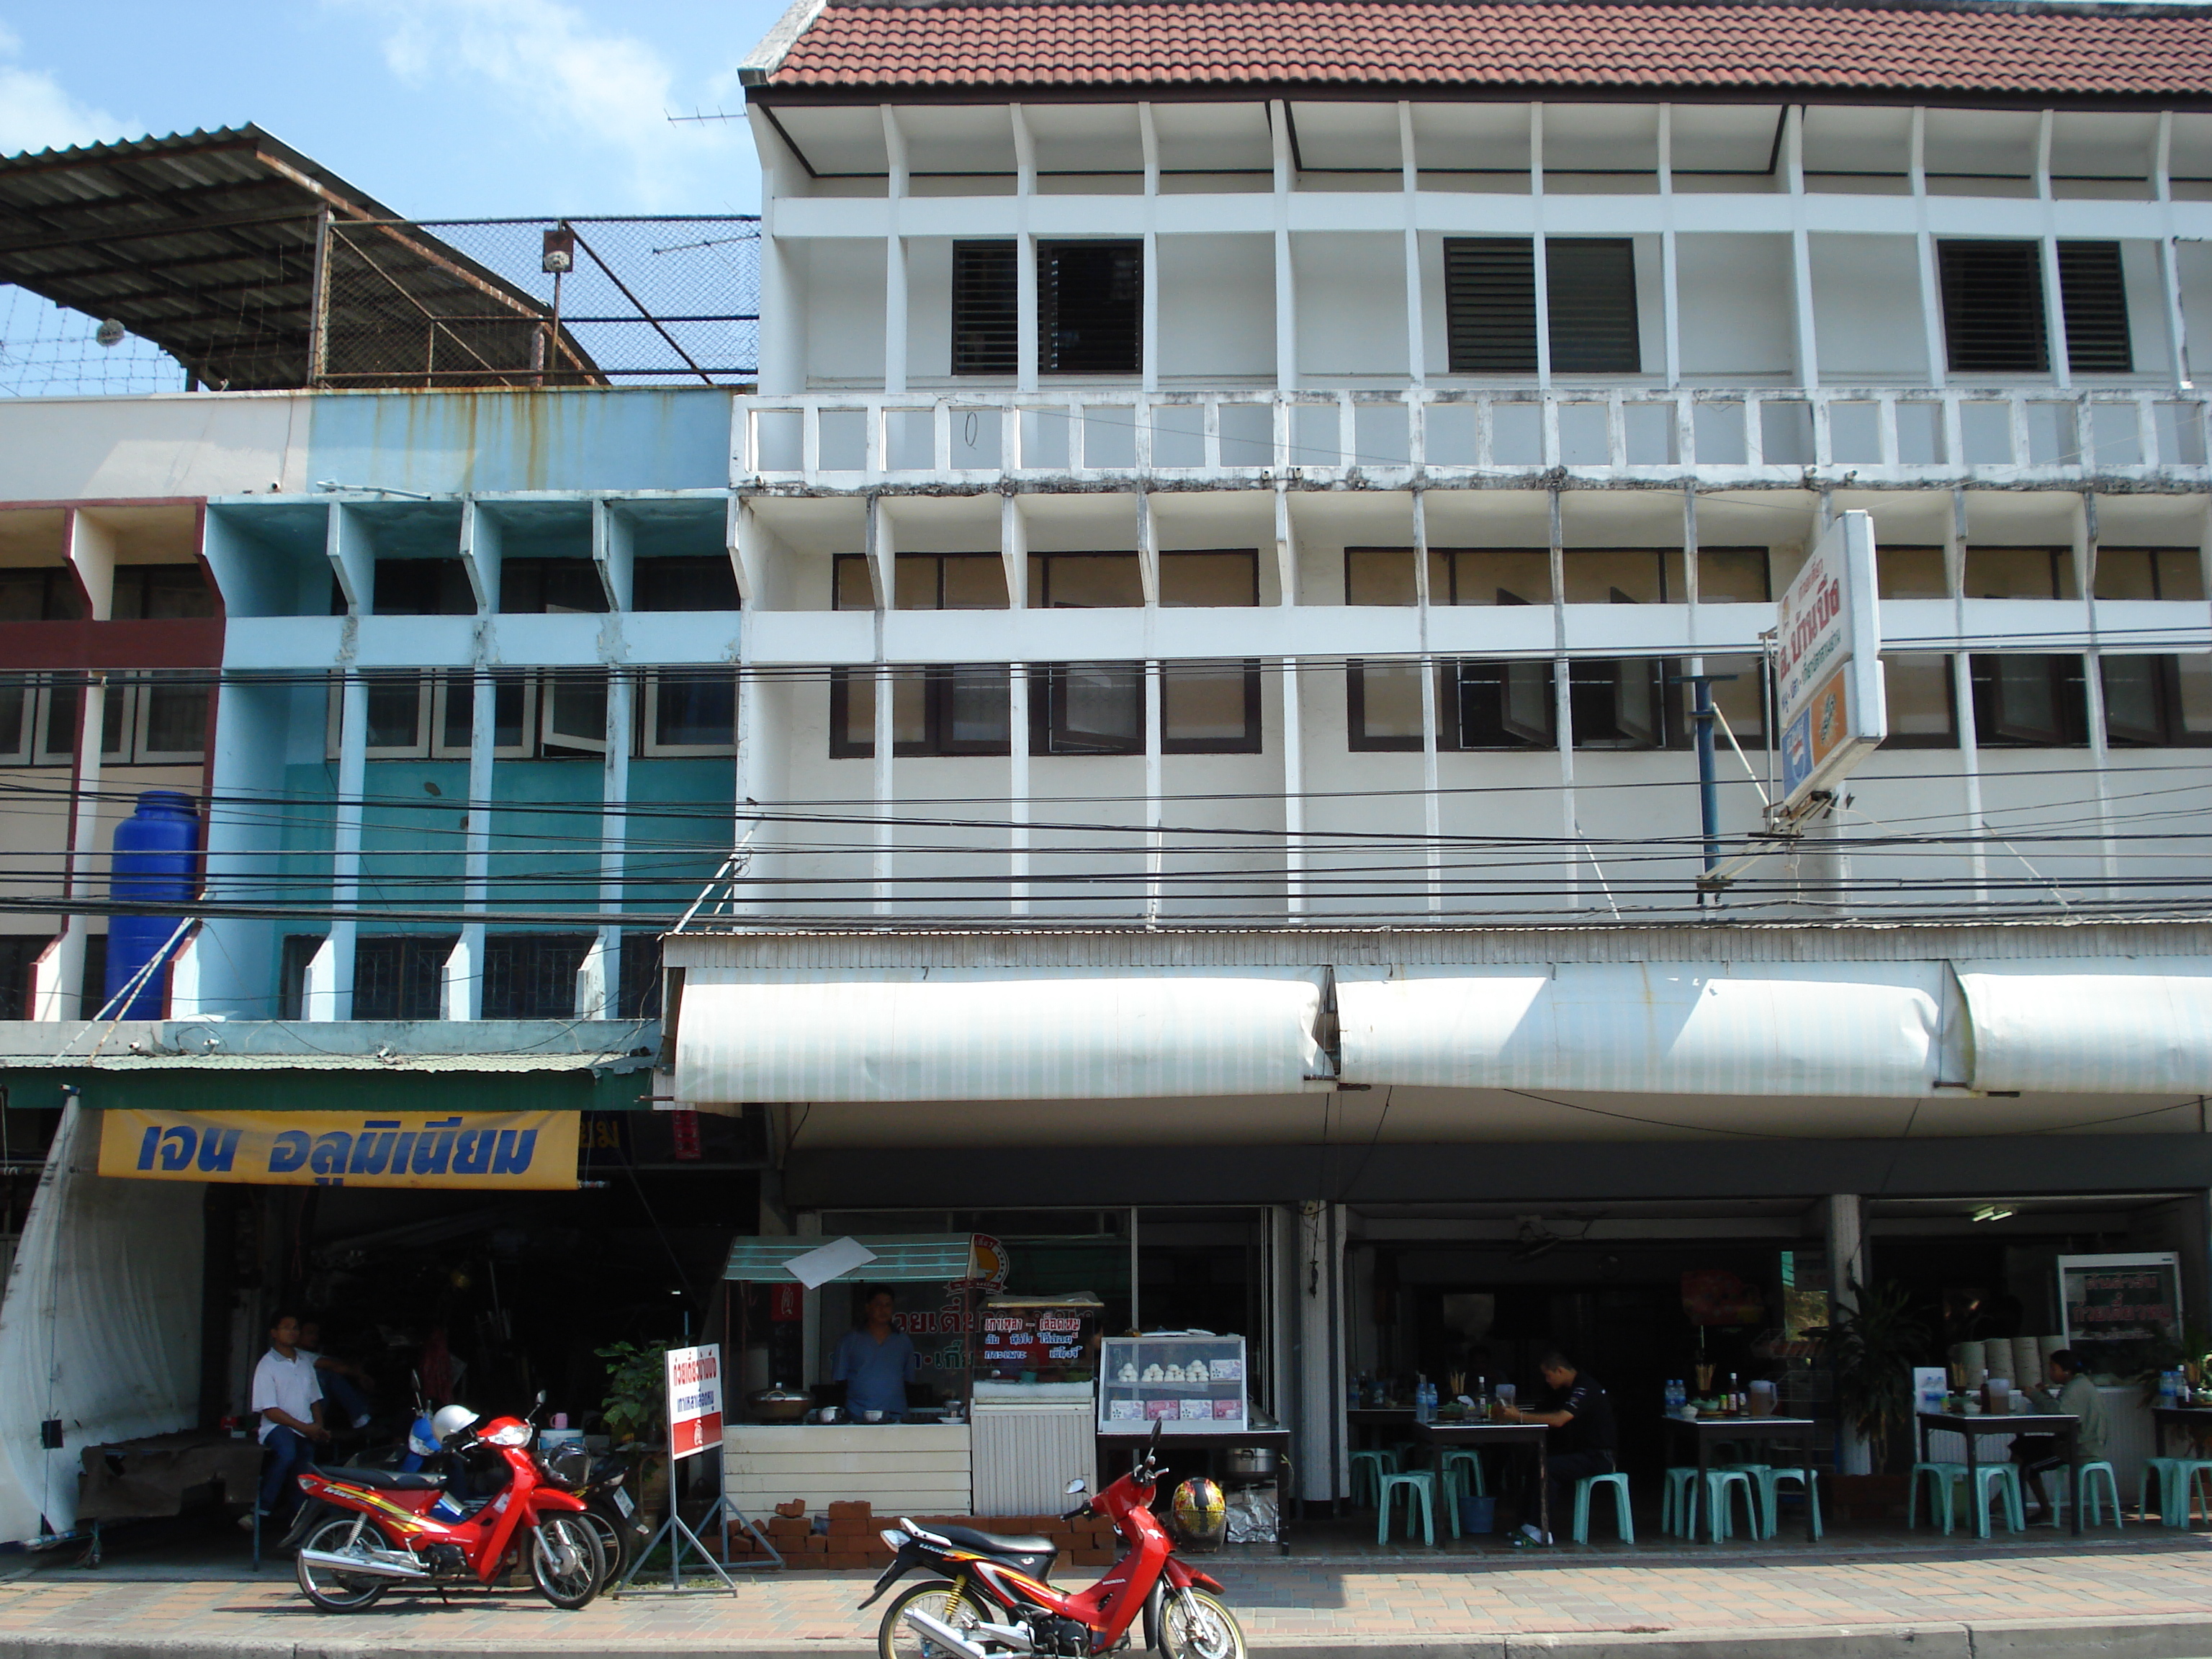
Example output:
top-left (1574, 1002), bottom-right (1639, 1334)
top-left (1170, 1477), bottom-right (1227, 1550)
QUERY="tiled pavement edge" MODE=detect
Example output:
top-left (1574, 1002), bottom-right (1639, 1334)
top-left (1, 1540), bottom-right (2212, 1659)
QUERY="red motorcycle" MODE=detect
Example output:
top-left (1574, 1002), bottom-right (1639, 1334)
top-left (862, 1421), bottom-right (1246, 1659)
top-left (291, 1398), bottom-right (604, 1614)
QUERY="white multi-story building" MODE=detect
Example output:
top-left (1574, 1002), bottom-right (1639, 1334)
top-left (9, 4), bottom-right (2212, 1532)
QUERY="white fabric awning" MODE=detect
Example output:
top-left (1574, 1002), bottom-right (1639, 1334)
top-left (1958, 958), bottom-right (2212, 1094)
top-left (675, 968), bottom-right (1326, 1104)
top-left (1336, 963), bottom-right (1947, 1098)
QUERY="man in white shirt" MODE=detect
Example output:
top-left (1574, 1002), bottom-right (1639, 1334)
top-left (246, 1311), bottom-right (328, 1527)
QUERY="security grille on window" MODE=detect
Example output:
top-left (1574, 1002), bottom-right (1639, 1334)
top-left (482, 933), bottom-right (594, 1020)
top-left (1938, 241), bottom-right (2049, 374)
top-left (352, 935), bottom-right (455, 1021)
top-left (831, 665), bottom-right (1012, 757)
top-left (1041, 240), bottom-right (1141, 375)
top-left (952, 240), bottom-right (1019, 376)
top-left (1443, 238), bottom-right (1640, 375)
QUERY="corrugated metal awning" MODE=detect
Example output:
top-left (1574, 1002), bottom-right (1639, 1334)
top-left (1336, 963), bottom-right (1948, 1098)
top-left (675, 968), bottom-right (1326, 1104)
top-left (724, 1234), bottom-right (981, 1283)
top-left (1959, 959), bottom-right (2212, 1094)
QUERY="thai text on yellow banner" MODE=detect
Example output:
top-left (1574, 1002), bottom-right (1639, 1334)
top-left (98, 1110), bottom-right (580, 1190)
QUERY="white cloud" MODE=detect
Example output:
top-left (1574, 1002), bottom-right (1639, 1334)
top-left (0, 24), bottom-right (127, 156)
top-left (340, 0), bottom-right (742, 207)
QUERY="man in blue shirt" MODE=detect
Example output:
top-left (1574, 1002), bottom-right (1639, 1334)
top-left (834, 1287), bottom-right (920, 1421)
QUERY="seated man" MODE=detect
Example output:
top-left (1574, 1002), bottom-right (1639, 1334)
top-left (2015, 1348), bottom-right (2108, 1525)
top-left (245, 1310), bottom-right (329, 1529)
top-left (297, 1319), bottom-right (374, 1431)
top-left (1501, 1346), bottom-right (1616, 1547)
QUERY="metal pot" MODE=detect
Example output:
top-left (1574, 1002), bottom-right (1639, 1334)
top-left (747, 1383), bottom-right (811, 1423)
top-left (1222, 1447), bottom-right (1277, 1477)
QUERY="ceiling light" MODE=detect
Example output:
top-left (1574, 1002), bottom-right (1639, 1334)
top-left (1971, 1205), bottom-right (2015, 1224)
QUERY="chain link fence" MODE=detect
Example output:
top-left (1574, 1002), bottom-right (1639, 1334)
top-left (315, 215), bottom-right (760, 390)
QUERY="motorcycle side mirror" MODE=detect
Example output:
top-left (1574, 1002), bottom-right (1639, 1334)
top-left (1065, 1478), bottom-right (1087, 1496)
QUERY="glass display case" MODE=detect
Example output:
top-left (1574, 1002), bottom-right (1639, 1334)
top-left (1098, 1334), bottom-right (1248, 1434)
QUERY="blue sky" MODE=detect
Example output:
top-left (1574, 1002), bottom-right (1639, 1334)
top-left (0, 0), bottom-right (786, 217)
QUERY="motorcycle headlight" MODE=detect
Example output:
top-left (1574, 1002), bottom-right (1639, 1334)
top-left (880, 1529), bottom-right (911, 1550)
top-left (482, 1421), bottom-right (531, 1448)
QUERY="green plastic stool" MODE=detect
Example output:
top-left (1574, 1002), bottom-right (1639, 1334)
top-left (1720, 1462), bottom-right (1775, 1538)
top-left (2066, 1460), bottom-right (2124, 1529)
top-left (2141, 1456), bottom-right (2183, 1524)
top-left (1764, 1466), bottom-right (1823, 1541)
top-left (1437, 1462), bottom-right (1475, 1539)
top-left (1910, 1461), bottom-right (1966, 1534)
top-left (1660, 1467), bottom-right (1701, 1537)
top-left (1698, 1469), bottom-right (1759, 1541)
top-left (1376, 1470), bottom-right (1438, 1545)
top-left (1349, 1449), bottom-right (1399, 1508)
top-left (1441, 1449), bottom-right (1486, 1496)
top-left (1572, 1471), bottom-right (1634, 1544)
top-left (1966, 1462), bottom-right (2024, 1538)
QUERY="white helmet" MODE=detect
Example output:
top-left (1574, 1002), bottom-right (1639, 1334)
top-left (431, 1404), bottom-right (480, 1444)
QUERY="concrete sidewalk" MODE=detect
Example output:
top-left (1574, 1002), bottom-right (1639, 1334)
top-left (3, 1533), bottom-right (2212, 1659)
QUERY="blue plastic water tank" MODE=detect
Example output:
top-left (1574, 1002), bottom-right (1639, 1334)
top-left (103, 791), bottom-right (200, 1017)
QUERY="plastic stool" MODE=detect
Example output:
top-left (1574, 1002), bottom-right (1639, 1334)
top-left (1349, 1449), bottom-right (1398, 1509)
top-left (1910, 1462), bottom-right (1966, 1534)
top-left (1573, 1471), bottom-right (1634, 1544)
top-left (1440, 1449), bottom-right (1486, 1496)
top-left (1967, 1462), bottom-right (2024, 1538)
top-left (1721, 1462), bottom-right (1775, 1538)
top-left (2140, 1456), bottom-right (2182, 1524)
top-left (2177, 1460), bottom-right (2212, 1530)
top-left (1698, 1469), bottom-right (1759, 1541)
top-left (1437, 1462), bottom-right (1477, 1540)
top-left (1376, 1470), bottom-right (1437, 1545)
top-left (1766, 1466), bottom-right (1823, 1541)
top-left (1660, 1467), bottom-right (1701, 1537)
top-left (2067, 1460), bottom-right (2124, 1529)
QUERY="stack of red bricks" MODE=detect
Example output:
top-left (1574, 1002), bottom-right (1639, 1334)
top-left (727, 1500), bottom-right (1120, 1572)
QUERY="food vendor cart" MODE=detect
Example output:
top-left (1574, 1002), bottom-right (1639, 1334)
top-left (972, 1292), bottom-right (1103, 1515)
top-left (721, 1234), bottom-right (987, 1519)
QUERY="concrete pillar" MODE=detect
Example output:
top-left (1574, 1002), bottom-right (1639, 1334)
top-left (1826, 1193), bottom-right (1869, 1475)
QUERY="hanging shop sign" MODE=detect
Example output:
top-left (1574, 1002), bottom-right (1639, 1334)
top-left (98, 1109), bottom-right (581, 1190)
top-left (1776, 510), bottom-right (1887, 813)
top-left (665, 1344), bottom-right (724, 1460)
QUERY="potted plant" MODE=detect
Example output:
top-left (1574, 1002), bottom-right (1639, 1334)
top-left (597, 1339), bottom-right (673, 1523)
top-left (1807, 1277), bottom-right (1929, 1519)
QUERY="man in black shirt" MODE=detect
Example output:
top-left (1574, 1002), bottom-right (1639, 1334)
top-left (1501, 1347), bottom-right (1617, 1545)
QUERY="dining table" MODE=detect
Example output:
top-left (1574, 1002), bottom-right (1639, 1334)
top-left (1411, 1418), bottom-right (1550, 1543)
top-left (2151, 1404), bottom-right (2212, 1460)
top-left (1915, 1410), bottom-right (2083, 1537)
top-left (1660, 1414), bottom-right (1820, 1542)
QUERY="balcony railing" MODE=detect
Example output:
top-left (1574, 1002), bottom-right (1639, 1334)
top-left (739, 386), bottom-right (2211, 486)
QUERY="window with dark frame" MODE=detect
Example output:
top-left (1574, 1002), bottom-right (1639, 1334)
top-left (1040, 240), bottom-right (1142, 375)
top-left (1162, 661), bottom-right (1262, 753)
top-left (1033, 662), bottom-right (1143, 755)
top-left (633, 555), bottom-right (739, 611)
top-left (2058, 240), bottom-right (2132, 374)
top-left (0, 568), bottom-right (83, 621)
top-left (1968, 654), bottom-right (2090, 747)
top-left (372, 558), bottom-right (475, 616)
top-left (2094, 547), bottom-right (2206, 603)
top-left (1879, 653), bottom-right (1958, 747)
top-left (2100, 655), bottom-right (2212, 747)
top-left (1456, 660), bottom-right (1557, 749)
top-left (1443, 238), bottom-right (1640, 376)
top-left (952, 240), bottom-right (1019, 376)
top-left (832, 552), bottom-right (1010, 611)
top-left (482, 933), bottom-right (595, 1020)
top-left (110, 564), bottom-right (215, 619)
top-left (1938, 240), bottom-right (2049, 374)
top-left (1346, 660), bottom-right (1425, 751)
top-left (499, 557), bottom-right (606, 614)
top-left (830, 664), bottom-right (1012, 758)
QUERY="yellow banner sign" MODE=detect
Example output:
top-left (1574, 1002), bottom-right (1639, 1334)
top-left (99, 1110), bottom-right (580, 1190)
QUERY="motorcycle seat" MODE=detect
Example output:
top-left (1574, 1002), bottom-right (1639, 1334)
top-left (315, 1465), bottom-right (443, 1491)
top-left (932, 1524), bottom-right (1056, 1560)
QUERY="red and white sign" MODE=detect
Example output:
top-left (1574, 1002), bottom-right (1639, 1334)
top-left (1776, 511), bottom-right (1886, 813)
top-left (665, 1344), bottom-right (724, 1460)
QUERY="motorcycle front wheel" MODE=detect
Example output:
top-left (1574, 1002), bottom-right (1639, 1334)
top-left (878, 1580), bottom-right (1000, 1659)
top-left (1159, 1587), bottom-right (1247, 1659)
top-left (295, 1515), bottom-right (395, 1613)
top-left (530, 1514), bottom-right (606, 1610)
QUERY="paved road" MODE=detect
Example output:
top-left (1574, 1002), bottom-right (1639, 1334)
top-left (3, 1534), bottom-right (2212, 1657)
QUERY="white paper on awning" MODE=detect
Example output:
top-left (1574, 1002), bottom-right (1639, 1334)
top-left (1957, 958), bottom-right (2212, 1094)
top-left (675, 968), bottom-right (1327, 1104)
top-left (1336, 962), bottom-right (1947, 1097)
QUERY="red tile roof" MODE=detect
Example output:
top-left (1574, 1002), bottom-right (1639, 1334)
top-left (761, 1), bottom-right (2212, 98)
